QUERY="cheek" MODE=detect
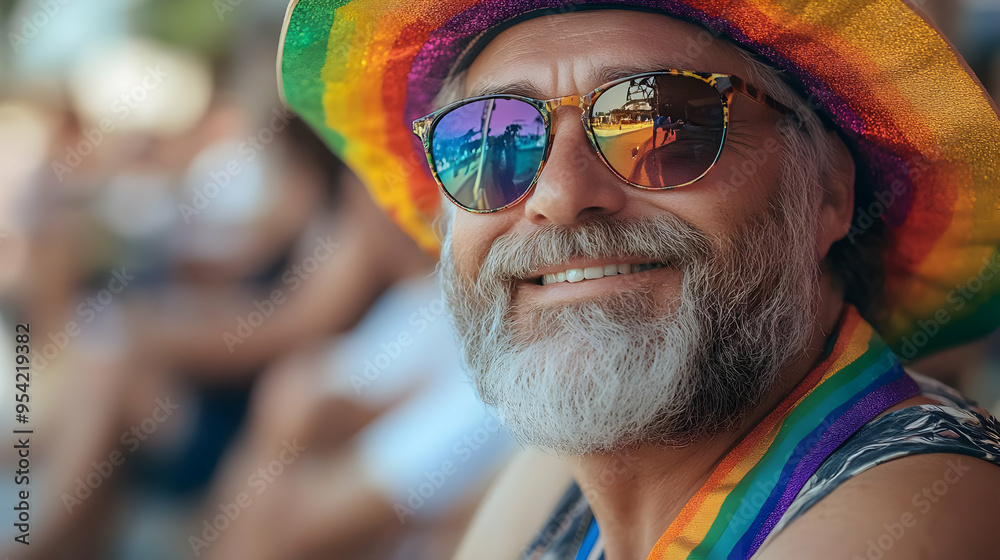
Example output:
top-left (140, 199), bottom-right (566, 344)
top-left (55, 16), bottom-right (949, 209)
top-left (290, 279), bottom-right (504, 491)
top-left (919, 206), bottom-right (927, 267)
top-left (625, 147), bottom-right (784, 240)
top-left (622, 153), bottom-right (784, 249)
top-left (450, 213), bottom-right (506, 279)
top-left (704, 132), bottom-right (785, 225)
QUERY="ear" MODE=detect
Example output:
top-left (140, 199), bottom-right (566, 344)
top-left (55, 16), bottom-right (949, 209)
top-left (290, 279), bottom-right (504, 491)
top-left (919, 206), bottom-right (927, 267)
top-left (816, 131), bottom-right (855, 259)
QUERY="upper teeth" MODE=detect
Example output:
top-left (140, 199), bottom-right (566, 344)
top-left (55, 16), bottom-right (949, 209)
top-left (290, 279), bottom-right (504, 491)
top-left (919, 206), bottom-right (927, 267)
top-left (541, 263), bottom-right (664, 285)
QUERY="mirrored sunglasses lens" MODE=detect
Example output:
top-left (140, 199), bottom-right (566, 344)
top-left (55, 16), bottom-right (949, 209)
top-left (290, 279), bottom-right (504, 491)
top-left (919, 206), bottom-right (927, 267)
top-left (430, 98), bottom-right (546, 211)
top-left (591, 74), bottom-right (725, 188)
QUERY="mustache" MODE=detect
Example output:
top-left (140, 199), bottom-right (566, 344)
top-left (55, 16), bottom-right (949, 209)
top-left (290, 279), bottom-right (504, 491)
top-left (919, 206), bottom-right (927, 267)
top-left (476, 214), bottom-right (713, 287)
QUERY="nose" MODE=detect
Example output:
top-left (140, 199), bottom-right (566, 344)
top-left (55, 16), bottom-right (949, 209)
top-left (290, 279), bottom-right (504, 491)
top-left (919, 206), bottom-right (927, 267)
top-left (522, 110), bottom-right (627, 226)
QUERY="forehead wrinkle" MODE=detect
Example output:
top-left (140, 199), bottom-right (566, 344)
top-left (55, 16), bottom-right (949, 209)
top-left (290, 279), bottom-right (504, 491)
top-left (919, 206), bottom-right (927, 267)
top-left (463, 10), bottom-right (750, 101)
top-left (465, 59), bottom-right (707, 100)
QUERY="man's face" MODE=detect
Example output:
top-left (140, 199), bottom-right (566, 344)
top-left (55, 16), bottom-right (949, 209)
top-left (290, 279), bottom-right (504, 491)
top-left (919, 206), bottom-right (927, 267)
top-left (439, 10), bottom-right (826, 453)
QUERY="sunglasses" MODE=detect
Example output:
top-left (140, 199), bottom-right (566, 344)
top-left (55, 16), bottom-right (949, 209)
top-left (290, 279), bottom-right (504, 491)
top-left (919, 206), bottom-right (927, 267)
top-left (412, 69), bottom-right (795, 213)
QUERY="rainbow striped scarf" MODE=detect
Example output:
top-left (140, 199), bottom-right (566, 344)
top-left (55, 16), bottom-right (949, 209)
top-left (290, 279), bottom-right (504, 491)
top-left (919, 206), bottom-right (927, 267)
top-left (577, 305), bottom-right (919, 560)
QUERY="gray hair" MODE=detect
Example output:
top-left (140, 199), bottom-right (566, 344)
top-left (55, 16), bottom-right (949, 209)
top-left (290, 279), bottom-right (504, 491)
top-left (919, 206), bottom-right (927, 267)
top-left (736, 51), bottom-right (884, 318)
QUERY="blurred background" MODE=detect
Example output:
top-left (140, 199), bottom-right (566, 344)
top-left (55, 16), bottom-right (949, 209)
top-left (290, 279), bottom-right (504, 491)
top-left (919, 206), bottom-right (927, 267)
top-left (0, 1), bottom-right (997, 559)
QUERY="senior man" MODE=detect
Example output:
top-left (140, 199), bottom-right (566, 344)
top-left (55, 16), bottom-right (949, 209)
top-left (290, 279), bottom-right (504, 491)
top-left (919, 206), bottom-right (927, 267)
top-left (278, 1), bottom-right (1000, 558)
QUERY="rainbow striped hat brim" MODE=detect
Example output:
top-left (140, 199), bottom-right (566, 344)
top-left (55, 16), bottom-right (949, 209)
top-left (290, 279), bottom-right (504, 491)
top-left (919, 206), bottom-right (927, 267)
top-left (278, 0), bottom-right (1000, 361)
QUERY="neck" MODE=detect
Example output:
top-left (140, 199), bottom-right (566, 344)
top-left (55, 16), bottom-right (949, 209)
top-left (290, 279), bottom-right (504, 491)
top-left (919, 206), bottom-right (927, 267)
top-left (573, 284), bottom-right (846, 560)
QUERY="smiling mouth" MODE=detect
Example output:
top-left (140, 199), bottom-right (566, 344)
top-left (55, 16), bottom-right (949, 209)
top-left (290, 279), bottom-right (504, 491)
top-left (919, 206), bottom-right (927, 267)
top-left (534, 262), bottom-right (667, 286)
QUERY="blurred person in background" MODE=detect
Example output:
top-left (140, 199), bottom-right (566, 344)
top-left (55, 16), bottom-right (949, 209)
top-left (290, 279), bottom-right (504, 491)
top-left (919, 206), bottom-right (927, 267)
top-left (130, 113), bottom-right (514, 560)
top-left (191, 217), bottom-right (515, 560)
top-left (138, 107), bottom-right (515, 560)
top-left (1, 3), bottom-right (246, 556)
top-left (2, 2), bottom-right (468, 558)
top-left (3, 18), bottom-right (515, 557)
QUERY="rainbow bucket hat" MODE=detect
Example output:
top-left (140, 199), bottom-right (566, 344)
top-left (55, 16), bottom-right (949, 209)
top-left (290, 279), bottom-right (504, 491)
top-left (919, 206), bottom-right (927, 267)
top-left (277, 0), bottom-right (1000, 360)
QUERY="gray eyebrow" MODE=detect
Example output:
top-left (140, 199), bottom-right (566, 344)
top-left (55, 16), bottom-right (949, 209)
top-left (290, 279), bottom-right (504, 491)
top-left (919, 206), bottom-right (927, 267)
top-left (464, 61), bottom-right (694, 100)
top-left (465, 78), bottom-right (545, 99)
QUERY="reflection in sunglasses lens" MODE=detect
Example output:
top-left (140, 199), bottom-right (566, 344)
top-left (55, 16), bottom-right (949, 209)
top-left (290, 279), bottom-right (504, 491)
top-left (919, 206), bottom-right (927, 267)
top-left (431, 98), bottom-right (546, 211)
top-left (591, 74), bottom-right (725, 188)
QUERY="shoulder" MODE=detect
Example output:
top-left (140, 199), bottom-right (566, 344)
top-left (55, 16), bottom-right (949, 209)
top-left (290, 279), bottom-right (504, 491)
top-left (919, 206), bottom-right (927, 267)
top-left (758, 453), bottom-right (1000, 559)
top-left (759, 371), bottom-right (1000, 559)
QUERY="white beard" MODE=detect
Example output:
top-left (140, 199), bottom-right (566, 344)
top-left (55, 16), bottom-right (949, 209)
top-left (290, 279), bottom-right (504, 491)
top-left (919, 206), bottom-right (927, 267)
top-left (439, 157), bottom-right (822, 455)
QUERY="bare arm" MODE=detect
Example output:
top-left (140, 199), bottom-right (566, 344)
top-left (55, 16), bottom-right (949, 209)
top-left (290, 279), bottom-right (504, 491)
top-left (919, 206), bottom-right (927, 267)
top-left (454, 449), bottom-right (576, 560)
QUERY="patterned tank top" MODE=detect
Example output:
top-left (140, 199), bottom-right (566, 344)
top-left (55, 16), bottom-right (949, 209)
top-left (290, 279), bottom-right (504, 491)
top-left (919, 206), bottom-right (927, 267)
top-left (520, 312), bottom-right (1000, 560)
